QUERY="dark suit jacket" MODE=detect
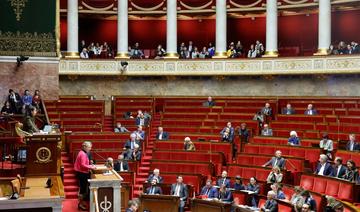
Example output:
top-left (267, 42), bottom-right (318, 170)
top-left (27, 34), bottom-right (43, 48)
top-left (220, 127), bottom-right (235, 142)
top-left (147, 174), bottom-right (163, 183)
top-left (261, 107), bottom-right (273, 116)
top-left (200, 186), bottom-right (218, 198)
top-left (146, 186), bottom-right (162, 195)
top-left (346, 141), bottom-right (360, 151)
top-left (125, 208), bottom-right (134, 212)
top-left (282, 108), bottom-right (295, 115)
top-left (114, 160), bottom-right (129, 172)
top-left (304, 109), bottom-right (318, 115)
top-left (135, 117), bottom-right (149, 126)
top-left (344, 169), bottom-right (359, 183)
top-left (217, 178), bottom-right (231, 188)
top-left (333, 165), bottom-right (347, 178)
top-left (264, 157), bottom-right (286, 169)
top-left (263, 199), bottom-right (278, 212)
top-left (315, 162), bottom-right (334, 176)
top-left (170, 183), bottom-right (188, 201)
top-left (156, 131), bottom-right (169, 140)
top-left (218, 190), bottom-right (233, 202)
top-left (129, 150), bottom-right (141, 161)
top-left (203, 101), bottom-right (216, 107)
top-left (124, 140), bottom-right (139, 150)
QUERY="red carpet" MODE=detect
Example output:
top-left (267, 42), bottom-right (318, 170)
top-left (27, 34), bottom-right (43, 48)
top-left (62, 199), bottom-right (88, 212)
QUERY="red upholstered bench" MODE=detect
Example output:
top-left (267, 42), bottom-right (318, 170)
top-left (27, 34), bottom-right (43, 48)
top-left (300, 174), bottom-right (359, 202)
top-left (335, 150), bottom-right (360, 167)
top-left (157, 173), bottom-right (204, 194)
top-left (153, 150), bottom-right (225, 175)
top-left (150, 160), bottom-right (215, 177)
top-left (154, 141), bottom-right (233, 163)
top-left (258, 198), bottom-right (293, 212)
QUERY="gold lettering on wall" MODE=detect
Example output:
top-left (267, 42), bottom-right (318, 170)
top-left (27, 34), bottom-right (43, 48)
top-left (8, 0), bottom-right (28, 21)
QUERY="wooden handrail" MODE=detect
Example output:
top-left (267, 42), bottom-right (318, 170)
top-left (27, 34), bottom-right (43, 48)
top-left (41, 98), bottom-right (50, 125)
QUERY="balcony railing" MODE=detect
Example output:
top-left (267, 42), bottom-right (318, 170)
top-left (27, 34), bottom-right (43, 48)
top-left (59, 55), bottom-right (360, 76)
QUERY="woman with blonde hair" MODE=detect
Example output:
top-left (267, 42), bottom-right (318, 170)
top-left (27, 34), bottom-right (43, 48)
top-left (74, 141), bottom-right (96, 210)
top-left (184, 137), bottom-right (196, 151)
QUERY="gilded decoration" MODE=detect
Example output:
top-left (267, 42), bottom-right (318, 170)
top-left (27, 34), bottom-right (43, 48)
top-left (0, 31), bottom-right (56, 56)
top-left (59, 56), bottom-right (360, 76)
top-left (8, 0), bottom-right (27, 21)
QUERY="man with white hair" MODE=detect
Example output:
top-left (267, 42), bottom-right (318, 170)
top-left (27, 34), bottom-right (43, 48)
top-left (129, 143), bottom-right (141, 161)
top-left (156, 126), bottom-right (169, 140)
top-left (263, 150), bottom-right (286, 169)
top-left (261, 190), bottom-right (278, 212)
top-left (315, 154), bottom-right (334, 176)
top-left (217, 171), bottom-right (231, 188)
top-left (124, 133), bottom-right (139, 150)
top-left (184, 137), bottom-right (195, 151)
top-left (114, 154), bottom-right (129, 172)
top-left (146, 168), bottom-right (163, 183)
top-left (304, 104), bottom-right (318, 115)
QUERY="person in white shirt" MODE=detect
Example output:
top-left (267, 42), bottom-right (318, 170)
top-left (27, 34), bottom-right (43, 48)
top-left (247, 44), bottom-right (257, 58)
top-left (333, 157), bottom-right (346, 179)
top-left (315, 154), bottom-right (334, 176)
top-left (80, 48), bottom-right (89, 59)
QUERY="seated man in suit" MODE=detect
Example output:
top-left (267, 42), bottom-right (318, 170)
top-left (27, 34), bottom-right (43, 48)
top-left (184, 137), bottom-right (196, 151)
top-left (261, 102), bottom-right (273, 123)
top-left (145, 179), bottom-right (162, 195)
top-left (218, 184), bottom-right (233, 202)
top-left (124, 133), bottom-right (139, 150)
top-left (314, 154), bottom-right (334, 176)
top-left (114, 122), bottom-right (129, 133)
top-left (129, 144), bottom-right (141, 161)
top-left (300, 191), bottom-right (317, 212)
top-left (203, 96), bottom-right (216, 107)
top-left (135, 112), bottom-right (149, 127)
top-left (200, 179), bottom-right (218, 198)
top-left (220, 122), bottom-right (235, 143)
top-left (261, 191), bottom-right (278, 212)
top-left (217, 171), bottom-right (231, 188)
top-left (156, 126), bottom-right (169, 141)
top-left (146, 168), bottom-right (163, 183)
top-left (114, 154), bottom-right (129, 172)
top-left (333, 157), bottom-right (346, 179)
top-left (346, 134), bottom-right (360, 151)
top-left (282, 103), bottom-right (295, 115)
top-left (133, 125), bottom-right (145, 143)
top-left (170, 176), bottom-right (188, 212)
top-left (263, 150), bottom-right (286, 170)
top-left (261, 124), bottom-right (273, 137)
top-left (304, 104), bottom-right (318, 115)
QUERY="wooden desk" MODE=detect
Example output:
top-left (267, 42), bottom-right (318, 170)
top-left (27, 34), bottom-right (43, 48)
top-left (139, 194), bottom-right (180, 212)
top-left (0, 176), bottom-right (64, 212)
top-left (191, 198), bottom-right (232, 212)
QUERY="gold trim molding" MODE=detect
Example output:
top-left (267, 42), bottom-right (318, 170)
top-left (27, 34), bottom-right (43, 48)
top-left (59, 56), bottom-right (360, 76)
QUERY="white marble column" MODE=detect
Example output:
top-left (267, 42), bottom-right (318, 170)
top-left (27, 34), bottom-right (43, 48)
top-left (66, 0), bottom-right (79, 58)
top-left (116, 0), bottom-right (129, 58)
top-left (214, 0), bottom-right (227, 58)
top-left (165, 0), bottom-right (178, 58)
top-left (315, 0), bottom-right (331, 55)
top-left (264, 0), bottom-right (278, 57)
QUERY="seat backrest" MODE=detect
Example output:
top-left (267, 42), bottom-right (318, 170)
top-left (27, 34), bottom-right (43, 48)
top-left (258, 198), bottom-right (266, 209)
top-left (313, 177), bottom-right (327, 193)
top-left (300, 175), bottom-right (314, 190)
top-left (325, 179), bottom-right (340, 197)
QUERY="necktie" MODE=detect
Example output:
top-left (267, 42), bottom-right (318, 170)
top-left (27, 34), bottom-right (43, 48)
top-left (151, 187), bottom-right (154, 194)
top-left (223, 178), bottom-right (226, 185)
top-left (206, 188), bottom-right (210, 196)
top-left (120, 162), bottom-right (124, 171)
top-left (131, 142), bottom-right (134, 149)
top-left (274, 158), bottom-right (278, 167)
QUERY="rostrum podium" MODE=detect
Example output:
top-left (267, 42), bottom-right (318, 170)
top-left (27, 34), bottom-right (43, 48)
top-left (25, 133), bottom-right (62, 176)
top-left (89, 167), bottom-right (123, 212)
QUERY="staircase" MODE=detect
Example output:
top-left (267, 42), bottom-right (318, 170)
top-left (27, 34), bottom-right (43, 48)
top-left (62, 152), bottom-right (79, 199)
top-left (103, 115), bottom-right (114, 132)
top-left (132, 114), bottom-right (161, 197)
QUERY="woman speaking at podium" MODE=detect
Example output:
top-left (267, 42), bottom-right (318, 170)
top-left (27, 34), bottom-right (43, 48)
top-left (74, 141), bottom-right (96, 210)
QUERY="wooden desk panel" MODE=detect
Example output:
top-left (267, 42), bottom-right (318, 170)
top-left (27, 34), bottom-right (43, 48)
top-left (139, 194), bottom-right (180, 212)
top-left (191, 199), bottom-right (232, 212)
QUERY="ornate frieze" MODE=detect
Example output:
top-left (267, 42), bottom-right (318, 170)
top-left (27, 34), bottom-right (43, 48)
top-left (59, 56), bottom-right (360, 76)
